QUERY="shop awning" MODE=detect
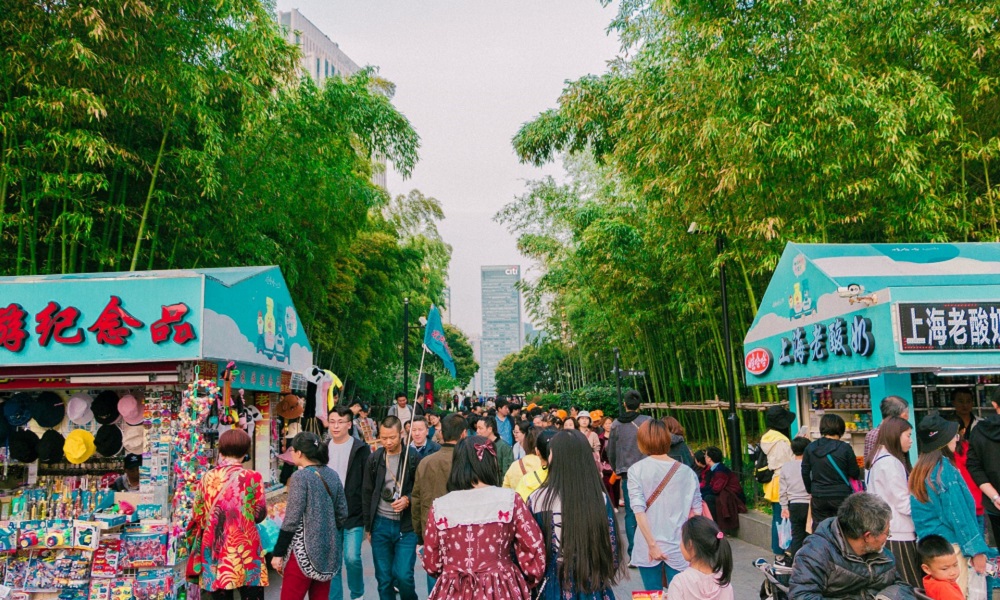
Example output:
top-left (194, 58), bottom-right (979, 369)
top-left (0, 266), bottom-right (313, 375)
top-left (743, 243), bottom-right (1000, 386)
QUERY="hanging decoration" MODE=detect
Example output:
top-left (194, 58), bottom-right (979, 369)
top-left (170, 378), bottom-right (219, 556)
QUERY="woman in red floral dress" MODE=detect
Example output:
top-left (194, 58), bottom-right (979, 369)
top-left (190, 429), bottom-right (268, 600)
top-left (421, 435), bottom-right (546, 600)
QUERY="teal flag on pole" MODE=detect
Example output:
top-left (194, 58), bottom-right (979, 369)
top-left (423, 305), bottom-right (456, 377)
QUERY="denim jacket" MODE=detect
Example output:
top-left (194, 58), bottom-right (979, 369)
top-left (911, 458), bottom-right (991, 558)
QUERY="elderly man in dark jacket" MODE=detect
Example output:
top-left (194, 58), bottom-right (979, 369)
top-left (790, 493), bottom-right (915, 600)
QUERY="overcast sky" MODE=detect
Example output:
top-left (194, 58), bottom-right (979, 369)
top-left (273, 1), bottom-right (621, 336)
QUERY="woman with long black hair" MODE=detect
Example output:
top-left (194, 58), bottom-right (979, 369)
top-left (528, 430), bottom-right (626, 599)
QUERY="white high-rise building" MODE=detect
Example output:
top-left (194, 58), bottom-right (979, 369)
top-left (481, 266), bottom-right (522, 395)
top-left (276, 9), bottom-right (387, 190)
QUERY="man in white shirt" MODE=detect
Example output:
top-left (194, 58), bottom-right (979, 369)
top-left (387, 391), bottom-right (412, 427)
top-left (328, 407), bottom-right (371, 600)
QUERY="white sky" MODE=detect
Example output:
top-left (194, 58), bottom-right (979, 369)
top-left (273, 1), bottom-right (621, 336)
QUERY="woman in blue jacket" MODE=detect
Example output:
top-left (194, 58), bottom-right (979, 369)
top-left (910, 415), bottom-right (993, 598)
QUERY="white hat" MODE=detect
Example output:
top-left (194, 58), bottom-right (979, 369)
top-left (67, 393), bottom-right (94, 425)
top-left (577, 411), bottom-right (592, 421)
top-left (122, 423), bottom-right (145, 454)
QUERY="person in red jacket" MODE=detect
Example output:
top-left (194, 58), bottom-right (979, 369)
top-left (953, 425), bottom-right (985, 532)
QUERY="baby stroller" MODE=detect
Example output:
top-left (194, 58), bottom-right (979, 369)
top-left (755, 557), bottom-right (937, 600)
top-left (754, 558), bottom-right (791, 600)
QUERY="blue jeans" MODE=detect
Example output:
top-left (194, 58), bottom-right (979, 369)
top-left (771, 502), bottom-right (783, 555)
top-left (331, 526), bottom-right (364, 600)
top-left (371, 515), bottom-right (418, 600)
top-left (622, 473), bottom-right (636, 556)
top-left (638, 563), bottom-right (681, 591)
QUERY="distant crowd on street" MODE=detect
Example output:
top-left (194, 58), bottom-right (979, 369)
top-left (185, 385), bottom-right (1000, 600)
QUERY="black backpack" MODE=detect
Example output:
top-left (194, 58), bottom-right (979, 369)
top-left (753, 444), bottom-right (774, 484)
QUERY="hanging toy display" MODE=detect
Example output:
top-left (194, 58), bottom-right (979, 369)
top-left (219, 361), bottom-right (240, 428)
top-left (170, 377), bottom-right (219, 551)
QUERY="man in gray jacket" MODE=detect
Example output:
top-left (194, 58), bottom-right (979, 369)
top-left (608, 389), bottom-right (652, 558)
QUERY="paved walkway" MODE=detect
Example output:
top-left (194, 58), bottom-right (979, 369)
top-left (263, 519), bottom-right (770, 599)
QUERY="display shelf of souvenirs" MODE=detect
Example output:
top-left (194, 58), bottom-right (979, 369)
top-left (0, 516), bottom-right (178, 600)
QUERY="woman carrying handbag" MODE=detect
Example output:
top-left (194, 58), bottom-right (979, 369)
top-left (271, 432), bottom-right (349, 600)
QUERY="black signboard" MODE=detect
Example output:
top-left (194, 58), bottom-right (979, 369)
top-left (898, 302), bottom-right (1000, 352)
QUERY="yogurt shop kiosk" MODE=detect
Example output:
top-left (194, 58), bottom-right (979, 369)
top-left (743, 243), bottom-right (1000, 459)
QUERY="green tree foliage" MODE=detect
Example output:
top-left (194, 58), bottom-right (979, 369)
top-left (503, 0), bottom-right (1000, 441)
top-left (495, 344), bottom-right (550, 396)
top-left (0, 0), bottom-right (456, 403)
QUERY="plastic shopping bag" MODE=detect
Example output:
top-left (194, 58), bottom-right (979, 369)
top-left (256, 518), bottom-right (280, 554)
top-left (968, 569), bottom-right (987, 600)
top-left (777, 517), bottom-right (792, 551)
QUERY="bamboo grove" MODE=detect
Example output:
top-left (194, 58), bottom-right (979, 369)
top-left (0, 0), bottom-right (473, 402)
top-left (497, 0), bottom-right (1000, 444)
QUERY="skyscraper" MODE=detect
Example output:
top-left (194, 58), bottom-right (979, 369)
top-left (481, 265), bottom-right (522, 395)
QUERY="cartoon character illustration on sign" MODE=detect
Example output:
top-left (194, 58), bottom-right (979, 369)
top-left (264, 298), bottom-right (276, 351)
top-left (787, 280), bottom-right (816, 319)
top-left (285, 306), bottom-right (298, 339)
top-left (257, 311), bottom-right (264, 336)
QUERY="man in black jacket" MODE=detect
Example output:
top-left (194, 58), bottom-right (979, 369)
top-left (363, 416), bottom-right (421, 600)
top-left (789, 493), bottom-right (915, 600)
top-left (327, 406), bottom-right (371, 600)
top-left (967, 387), bottom-right (1000, 546)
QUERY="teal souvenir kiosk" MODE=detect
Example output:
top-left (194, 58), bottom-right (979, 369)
top-left (743, 243), bottom-right (1000, 458)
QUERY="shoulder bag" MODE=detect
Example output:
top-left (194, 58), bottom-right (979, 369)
top-left (646, 461), bottom-right (682, 508)
top-left (827, 454), bottom-right (865, 493)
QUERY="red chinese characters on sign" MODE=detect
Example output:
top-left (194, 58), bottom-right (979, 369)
top-left (87, 296), bottom-right (144, 346)
top-left (35, 301), bottom-right (84, 347)
top-left (0, 304), bottom-right (29, 352)
top-left (150, 303), bottom-right (196, 345)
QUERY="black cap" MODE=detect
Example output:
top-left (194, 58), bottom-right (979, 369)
top-left (765, 405), bottom-right (796, 431)
top-left (92, 391), bottom-right (121, 425)
top-left (94, 424), bottom-right (123, 457)
top-left (9, 429), bottom-right (40, 463)
top-left (31, 391), bottom-right (66, 428)
top-left (37, 429), bottom-right (65, 463)
top-left (124, 453), bottom-right (142, 470)
top-left (917, 414), bottom-right (960, 454)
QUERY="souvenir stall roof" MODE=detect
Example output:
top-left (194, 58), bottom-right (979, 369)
top-left (0, 266), bottom-right (313, 374)
top-left (743, 243), bottom-right (1000, 385)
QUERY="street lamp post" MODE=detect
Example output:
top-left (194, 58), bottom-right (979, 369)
top-left (689, 223), bottom-right (742, 476)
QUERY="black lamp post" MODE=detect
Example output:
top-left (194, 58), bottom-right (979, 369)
top-left (690, 222), bottom-right (742, 475)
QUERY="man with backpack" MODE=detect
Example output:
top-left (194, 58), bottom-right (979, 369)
top-left (756, 405), bottom-right (796, 565)
top-left (609, 389), bottom-right (652, 559)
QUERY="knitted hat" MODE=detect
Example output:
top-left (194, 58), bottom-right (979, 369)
top-left (31, 391), bottom-right (66, 428)
top-left (66, 393), bottom-right (94, 426)
top-left (64, 429), bottom-right (96, 464)
top-left (8, 429), bottom-right (40, 463)
top-left (917, 414), bottom-right (960, 454)
top-left (117, 395), bottom-right (144, 426)
top-left (92, 391), bottom-right (121, 425)
top-left (94, 424), bottom-right (123, 457)
top-left (37, 430), bottom-right (65, 464)
top-left (4, 393), bottom-right (33, 427)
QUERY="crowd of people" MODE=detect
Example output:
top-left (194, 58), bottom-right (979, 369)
top-left (186, 389), bottom-right (740, 600)
top-left (184, 386), bottom-right (1000, 600)
top-left (760, 391), bottom-right (1000, 600)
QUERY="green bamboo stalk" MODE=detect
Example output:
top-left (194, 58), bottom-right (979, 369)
top-left (130, 114), bottom-right (173, 271)
top-left (985, 158), bottom-right (997, 241)
top-left (147, 207), bottom-right (162, 270)
top-left (0, 129), bottom-right (9, 243)
top-left (60, 197), bottom-right (68, 274)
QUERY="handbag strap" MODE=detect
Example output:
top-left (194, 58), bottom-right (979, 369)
top-left (307, 466), bottom-right (337, 503)
top-left (646, 461), bottom-right (682, 508)
top-left (826, 454), bottom-right (852, 488)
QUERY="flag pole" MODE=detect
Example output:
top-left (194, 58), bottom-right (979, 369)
top-left (399, 344), bottom-right (427, 496)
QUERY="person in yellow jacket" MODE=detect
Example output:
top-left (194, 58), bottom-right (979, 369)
top-left (760, 406), bottom-right (796, 563)
top-left (515, 430), bottom-right (555, 501)
top-left (504, 428), bottom-right (542, 490)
